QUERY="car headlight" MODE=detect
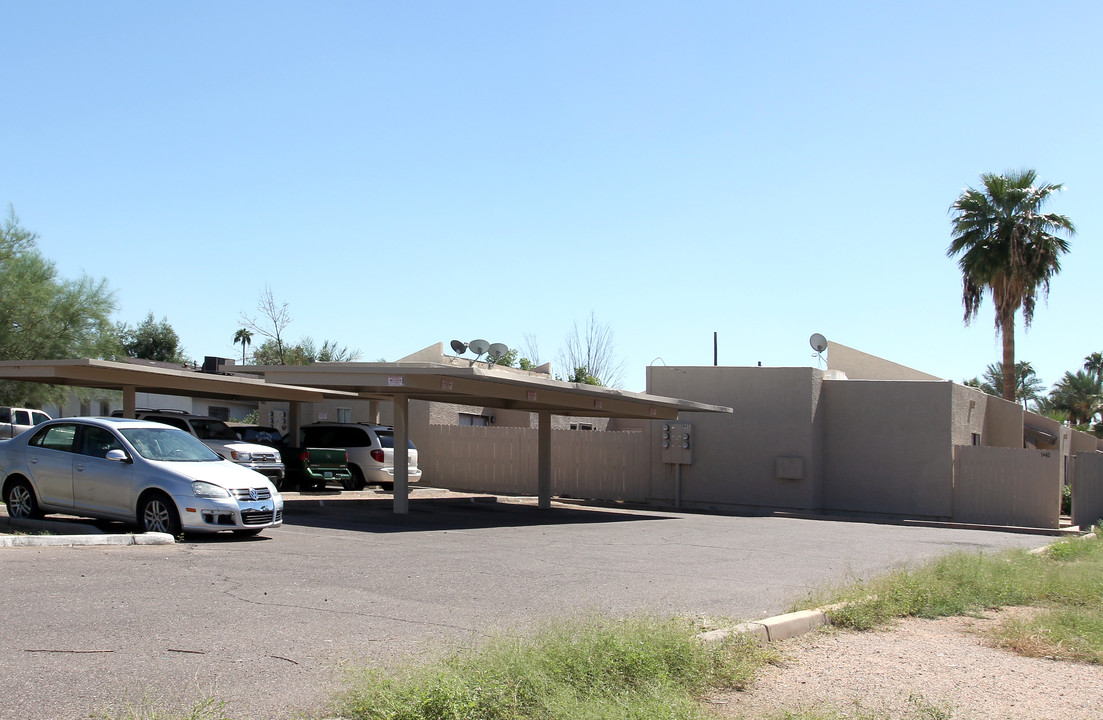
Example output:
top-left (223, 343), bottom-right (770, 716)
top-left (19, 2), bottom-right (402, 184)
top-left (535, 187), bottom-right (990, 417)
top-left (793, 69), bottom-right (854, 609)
top-left (192, 481), bottom-right (231, 499)
top-left (229, 450), bottom-right (252, 462)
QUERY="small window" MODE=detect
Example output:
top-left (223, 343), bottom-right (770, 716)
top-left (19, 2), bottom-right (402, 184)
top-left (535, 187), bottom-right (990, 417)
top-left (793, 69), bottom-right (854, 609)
top-left (570, 422), bottom-right (593, 431)
top-left (337, 408), bottom-right (352, 423)
top-left (458, 413), bottom-right (490, 427)
top-left (207, 406), bottom-right (230, 421)
top-left (972, 433), bottom-right (981, 446)
top-left (79, 402), bottom-right (91, 416)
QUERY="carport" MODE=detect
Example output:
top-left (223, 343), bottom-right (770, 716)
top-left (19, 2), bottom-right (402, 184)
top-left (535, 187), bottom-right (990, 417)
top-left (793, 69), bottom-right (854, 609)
top-left (0, 358), bottom-right (730, 514)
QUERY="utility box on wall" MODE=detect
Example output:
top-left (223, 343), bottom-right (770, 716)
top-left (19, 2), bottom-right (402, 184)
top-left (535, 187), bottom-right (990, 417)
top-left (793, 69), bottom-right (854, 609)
top-left (661, 423), bottom-right (693, 464)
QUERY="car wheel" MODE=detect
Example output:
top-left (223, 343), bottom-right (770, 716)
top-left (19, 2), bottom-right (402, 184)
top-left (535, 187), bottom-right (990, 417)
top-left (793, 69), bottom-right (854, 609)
top-left (348, 466), bottom-right (367, 491)
top-left (233, 528), bottom-right (263, 537)
top-left (5, 479), bottom-right (43, 519)
top-left (139, 492), bottom-right (182, 536)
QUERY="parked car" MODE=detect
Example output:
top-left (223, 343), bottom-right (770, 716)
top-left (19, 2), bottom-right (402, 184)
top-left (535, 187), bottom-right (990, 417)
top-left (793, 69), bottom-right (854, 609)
top-left (229, 423), bottom-right (351, 491)
top-left (0, 406), bottom-right (51, 438)
top-left (113, 410), bottom-right (285, 486)
top-left (298, 423), bottom-right (422, 491)
top-left (0, 417), bottom-right (283, 536)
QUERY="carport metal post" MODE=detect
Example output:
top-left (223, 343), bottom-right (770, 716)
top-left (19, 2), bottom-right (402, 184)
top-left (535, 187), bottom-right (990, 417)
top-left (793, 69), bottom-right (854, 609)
top-left (538, 409), bottom-right (551, 509)
top-left (394, 394), bottom-right (410, 514)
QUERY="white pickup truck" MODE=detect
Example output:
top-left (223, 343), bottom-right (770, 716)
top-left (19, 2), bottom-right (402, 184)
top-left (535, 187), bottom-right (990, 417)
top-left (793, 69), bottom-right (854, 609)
top-left (0, 406), bottom-right (52, 438)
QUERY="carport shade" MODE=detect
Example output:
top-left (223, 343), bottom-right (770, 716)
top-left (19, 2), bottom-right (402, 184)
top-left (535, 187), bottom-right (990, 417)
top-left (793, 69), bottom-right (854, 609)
top-left (0, 358), bottom-right (732, 513)
top-left (236, 361), bottom-right (733, 513)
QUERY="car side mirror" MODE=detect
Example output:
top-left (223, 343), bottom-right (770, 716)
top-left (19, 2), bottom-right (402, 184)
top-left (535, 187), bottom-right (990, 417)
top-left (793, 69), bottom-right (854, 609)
top-left (105, 449), bottom-right (130, 463)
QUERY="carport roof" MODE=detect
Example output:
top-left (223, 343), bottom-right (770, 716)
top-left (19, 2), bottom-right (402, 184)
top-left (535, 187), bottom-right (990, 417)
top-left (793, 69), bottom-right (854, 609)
top-left (0, 358), bottom-right (357, 404)
top-left (232, 361), bottom-right (732, 420)
top-left (0, 359), bottom-right (731, 420)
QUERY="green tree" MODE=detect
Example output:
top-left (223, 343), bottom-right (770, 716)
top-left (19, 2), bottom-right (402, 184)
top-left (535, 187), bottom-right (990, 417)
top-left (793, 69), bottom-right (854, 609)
top-left (0, 206), bottom-right (117, 404)
top-left (567, 366), bottom-right (602, 385)
top-left (233, 328), bottom-right (252, 364)
top-left (1049, 370), bottom-right (1103, 426)
top-left (117, 312), bottom-right (188, 363)
top-left (251, 337), bottom-right (359, 365)
top-left (947, 169), bottom-right (1076, 403)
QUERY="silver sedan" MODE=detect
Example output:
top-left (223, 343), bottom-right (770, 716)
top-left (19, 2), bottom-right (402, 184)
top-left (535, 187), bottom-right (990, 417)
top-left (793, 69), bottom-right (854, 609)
top-left (0, 416), bottom-right (283, 537)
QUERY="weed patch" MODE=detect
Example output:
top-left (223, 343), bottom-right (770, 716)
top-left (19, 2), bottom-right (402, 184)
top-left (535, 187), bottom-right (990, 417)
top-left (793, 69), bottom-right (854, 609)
top-left (338, 615), bottom-right (778, 720)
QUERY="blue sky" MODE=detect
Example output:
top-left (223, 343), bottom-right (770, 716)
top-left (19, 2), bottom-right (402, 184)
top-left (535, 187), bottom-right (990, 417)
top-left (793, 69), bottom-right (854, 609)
top-left (3, 1), bottom-right (1100, 393)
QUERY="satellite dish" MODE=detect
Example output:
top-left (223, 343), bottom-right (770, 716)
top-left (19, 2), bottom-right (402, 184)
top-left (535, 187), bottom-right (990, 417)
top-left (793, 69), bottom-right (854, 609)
top-left (468, 339), bottom-right (490, 357)
top-left (809, 333), bottom-right (828, 353)
top-left (488, 343), bottom-right (508, 361)
top-left (450, 339), bottom-right (468, 355)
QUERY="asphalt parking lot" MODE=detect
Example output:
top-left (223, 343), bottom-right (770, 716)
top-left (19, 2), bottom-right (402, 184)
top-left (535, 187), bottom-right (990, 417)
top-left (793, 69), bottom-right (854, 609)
top-left (0, 490), bottom-right (1053, 720)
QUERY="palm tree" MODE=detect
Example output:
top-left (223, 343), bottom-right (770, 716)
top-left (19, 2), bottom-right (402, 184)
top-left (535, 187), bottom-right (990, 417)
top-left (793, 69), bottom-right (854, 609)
top-left (233, 328), bottom-right (252, 364)
top-left (1085, 352), bottom-right (1103, 381)
top-left (964, 361), bottom-right (1045, 408)
top-left (947, 169), bottom-right (1076, 402)
top-left (1050, 370), bottom-right (1103, 426)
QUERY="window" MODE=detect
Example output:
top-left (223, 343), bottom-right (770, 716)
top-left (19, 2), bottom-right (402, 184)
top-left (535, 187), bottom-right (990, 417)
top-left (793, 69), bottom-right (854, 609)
top-left (207, 406), bottom-right (230, 421)
top-left (337, 407), bottom-right (352, 423)
top-left (80, 401), bottom-right (91, 416)
top-left (145, 416), bottom-right (190, 432)
top-left (570, 422), bottom-right (593, 431)
top-left (78, 426), bottom-right (124, 459)
top-left (30, 424), bottom-right (78, 452)
top-left (972, 433), bottom-right (981, 446)
top-left (458, 413), bottom-right (489, 427)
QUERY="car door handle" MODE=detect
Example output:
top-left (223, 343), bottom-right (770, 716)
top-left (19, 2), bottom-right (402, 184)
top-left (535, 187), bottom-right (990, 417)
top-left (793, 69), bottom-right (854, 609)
top-left (74, 464), bottom-right (86, 472)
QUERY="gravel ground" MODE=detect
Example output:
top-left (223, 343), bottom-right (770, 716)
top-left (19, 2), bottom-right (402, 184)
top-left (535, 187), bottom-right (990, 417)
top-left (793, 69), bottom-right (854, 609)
top-left (714, 608), bottom-right (1103, 720)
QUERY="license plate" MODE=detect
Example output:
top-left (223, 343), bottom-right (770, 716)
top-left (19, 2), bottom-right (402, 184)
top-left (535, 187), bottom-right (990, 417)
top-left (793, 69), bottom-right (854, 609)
top-left (323, 471), bottom-right (333, 478)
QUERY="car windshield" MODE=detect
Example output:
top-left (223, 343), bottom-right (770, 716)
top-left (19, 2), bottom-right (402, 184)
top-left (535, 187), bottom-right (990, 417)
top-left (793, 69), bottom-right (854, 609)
top-left (189, 419), bottom-right (240, 441)
top-left (120, 427), bottom-right (222, 462)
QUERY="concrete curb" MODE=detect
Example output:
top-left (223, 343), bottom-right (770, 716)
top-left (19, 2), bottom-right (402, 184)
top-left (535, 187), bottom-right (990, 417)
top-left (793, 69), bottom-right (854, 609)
top-left (699, 608), bottom-right (835, 645)
top-left (700, 532), bottom-right (1102, 646)
top-left (0, 531), bottom-right (174, 548)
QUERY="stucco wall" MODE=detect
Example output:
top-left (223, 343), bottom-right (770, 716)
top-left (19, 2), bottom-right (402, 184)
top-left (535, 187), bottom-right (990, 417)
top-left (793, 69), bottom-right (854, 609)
top-left (950, 384), bottom-right (986, 447)
top-left (981, 394), bottom-right (1024, 448)
top-left (646, 366), bottom-right (824, 512)
top-left (822, 379), bottom-right (954, 519)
